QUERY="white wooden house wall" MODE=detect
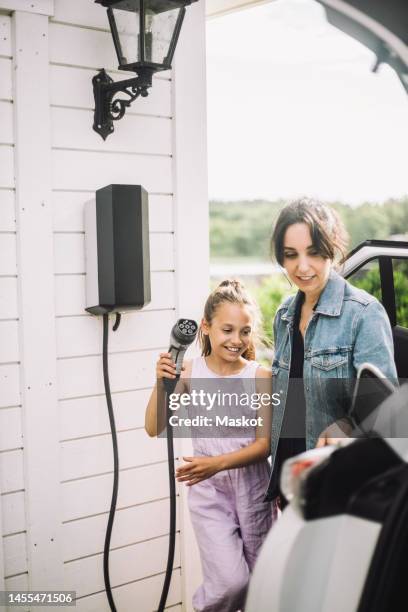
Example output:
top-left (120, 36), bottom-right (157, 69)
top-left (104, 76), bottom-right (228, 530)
top-left (0, 0), bottom-right (209, 610)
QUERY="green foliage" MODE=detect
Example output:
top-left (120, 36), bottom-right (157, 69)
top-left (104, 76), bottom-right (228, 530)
top-left (331, 202), bottom-right (392, 247)
top-left (210, 200), bottom-right (286, 260)
top-left (348, 267), bottom-right (382, 302)
top-left (337, 266), bottom-right (408, 328)
top-left (394, 265), bottom-right (408, 328)
top-left (255, 275), bottom-right (295, 346)
top-left (210, 197), bottom-right (408, 260)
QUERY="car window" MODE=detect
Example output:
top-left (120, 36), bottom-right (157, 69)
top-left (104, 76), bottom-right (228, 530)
top-left (392, 259), bottom-right (408, 328)
top-left (347, 259), bottom-right (382, 302)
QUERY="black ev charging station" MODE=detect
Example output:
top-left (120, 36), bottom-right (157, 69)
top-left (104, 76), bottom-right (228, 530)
top-left (85, 184), bottom-right (151, 612)
top-left (84, 184), bottom-right (151, 317)
top-left (84, 185), bottom-right (196, 612)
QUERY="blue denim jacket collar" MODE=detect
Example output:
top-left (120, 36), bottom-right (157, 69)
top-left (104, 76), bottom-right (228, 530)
top-left (281, 269), bottom-right (345, 322)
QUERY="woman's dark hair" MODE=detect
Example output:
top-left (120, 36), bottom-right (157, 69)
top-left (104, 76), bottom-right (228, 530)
top-left (271, 197), bottom-right (349, 266)
top-left (198, 279), bottom-right (260, 361)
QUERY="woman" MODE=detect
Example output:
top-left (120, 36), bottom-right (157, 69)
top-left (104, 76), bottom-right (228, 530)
top-left (264, 198), bottom-right (398, 504)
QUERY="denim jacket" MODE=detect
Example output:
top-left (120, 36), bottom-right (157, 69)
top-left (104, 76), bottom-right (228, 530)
top-left (265, 269), bottom-right (397, 500)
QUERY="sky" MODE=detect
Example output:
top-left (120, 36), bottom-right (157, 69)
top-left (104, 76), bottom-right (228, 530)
top-left (206, 0), bottom-right (408, 205)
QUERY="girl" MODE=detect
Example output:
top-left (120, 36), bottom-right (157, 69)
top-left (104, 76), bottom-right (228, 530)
top-left (145, 280), bottom-right (275, 612)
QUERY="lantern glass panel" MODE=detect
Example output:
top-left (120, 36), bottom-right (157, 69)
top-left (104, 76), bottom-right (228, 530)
top-left (144, 1), bottom-right (181, 65)
top-left (111, 1), bottom-right (141, 65)
top-left (110, 0), bottom-right (183, 67)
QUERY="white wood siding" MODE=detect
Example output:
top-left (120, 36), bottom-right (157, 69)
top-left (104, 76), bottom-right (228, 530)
top-left (49, 1), bottom-right (180, 607)
top-left (1, 0), bottom-right (208, 609)
top-left (11, 5), bottom-right (62, 597)
top-left (0, 11), bottom-right (24, 597)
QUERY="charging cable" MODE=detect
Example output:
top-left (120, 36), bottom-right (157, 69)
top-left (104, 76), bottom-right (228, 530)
top-left (157, 377), bottom-right (178, 612)
top-left (158, 320), bottom-right (198, 611)
top-left (101, 316), bottom-right (196, 612)
top-left (102, 313), bottom-right (120, 612)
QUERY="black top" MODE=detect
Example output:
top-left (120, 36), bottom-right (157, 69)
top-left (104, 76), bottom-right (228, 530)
top-left (268, 293), bottom-right (307, 501)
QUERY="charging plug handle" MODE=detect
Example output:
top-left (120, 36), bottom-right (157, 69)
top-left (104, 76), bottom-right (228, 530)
top-left (168, 319), bottom-right (198, 375)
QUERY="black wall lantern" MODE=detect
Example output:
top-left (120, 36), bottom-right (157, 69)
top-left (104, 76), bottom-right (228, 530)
top-left (94, 0), bottom-right (198, 139)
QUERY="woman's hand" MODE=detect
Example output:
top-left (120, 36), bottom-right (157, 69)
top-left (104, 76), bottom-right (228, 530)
top-left (176, 456), bottom-right (221, 486)
top-left (316, 418), bottom-right (353, 448)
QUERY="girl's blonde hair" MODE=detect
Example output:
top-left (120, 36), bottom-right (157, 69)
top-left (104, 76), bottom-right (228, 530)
top-left (198, 279), bottom-right (259, 361)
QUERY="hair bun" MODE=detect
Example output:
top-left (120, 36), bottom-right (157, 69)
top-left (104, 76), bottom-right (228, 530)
top-left (218, 279), bottom-right (242, 290)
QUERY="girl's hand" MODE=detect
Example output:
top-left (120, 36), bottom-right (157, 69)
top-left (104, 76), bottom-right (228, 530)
top-left (176, 456), bottom-right (221, 486)
top-left (156, 352), bottom-right (177, 379)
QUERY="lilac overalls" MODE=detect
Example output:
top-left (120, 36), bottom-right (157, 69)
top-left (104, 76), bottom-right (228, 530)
top-left (187, 357), bottom-right (275, 612)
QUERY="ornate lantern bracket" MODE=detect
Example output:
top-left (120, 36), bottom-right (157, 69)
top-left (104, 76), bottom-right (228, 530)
top-left (93, 68), bottom-right (153, 140)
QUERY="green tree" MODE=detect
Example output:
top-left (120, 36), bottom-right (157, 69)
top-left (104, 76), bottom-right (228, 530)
top-left (394, 265), bottom-right (408, 327)
top-left (255, 275), bottom-right (295, 346)
top-left (347, 265), bottom-right (408, 328)
top-left (210, 197), bottom-right (408, 260)
top-left (349, 267), bottom-right (382, 302)
top-left (210, 200), bottom-right (284, 260)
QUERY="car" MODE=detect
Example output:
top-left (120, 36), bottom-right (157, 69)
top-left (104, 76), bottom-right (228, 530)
top-left (245, 240), bottom-right (408, 612)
